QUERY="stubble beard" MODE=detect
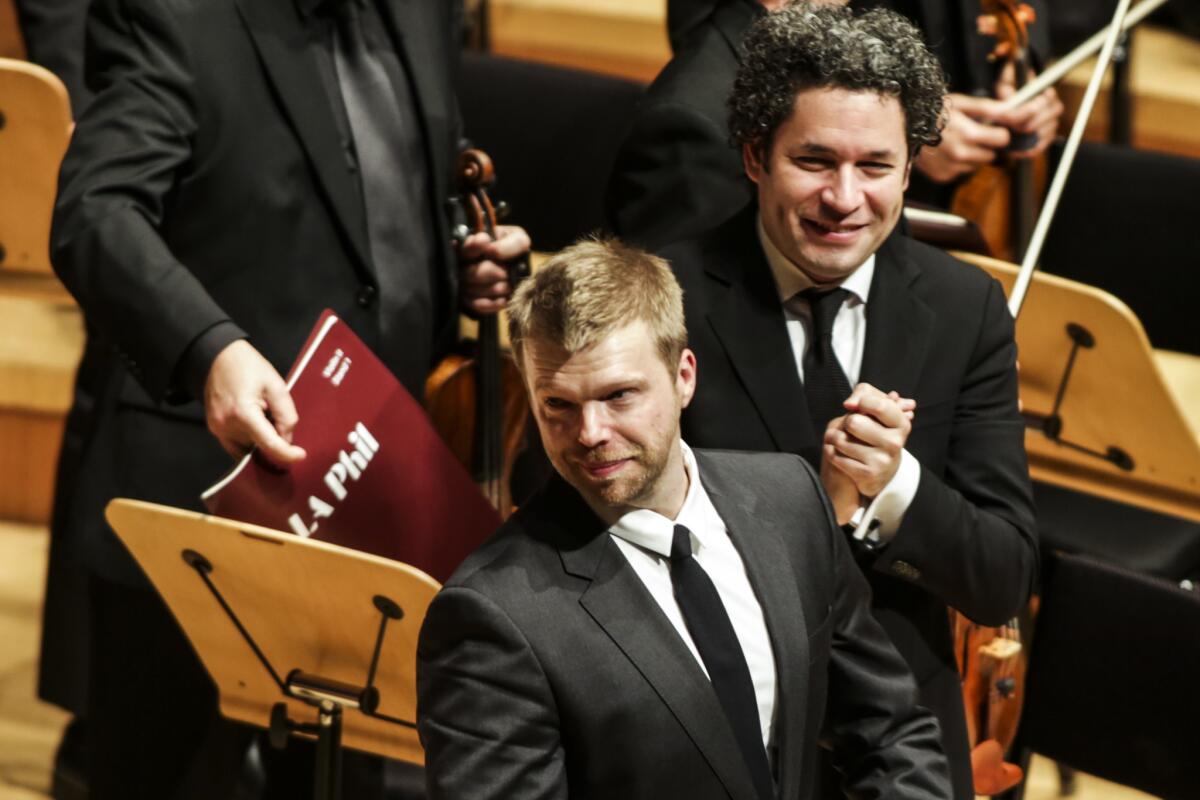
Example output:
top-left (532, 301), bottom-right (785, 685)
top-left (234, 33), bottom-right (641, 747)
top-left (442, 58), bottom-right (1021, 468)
top-left (576, 435), bottom-right (672, 511)
top-left (592, 450), bottom-right (658, 508)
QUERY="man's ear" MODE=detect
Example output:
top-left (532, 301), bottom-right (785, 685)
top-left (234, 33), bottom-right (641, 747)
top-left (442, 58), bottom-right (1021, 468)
top-left (902, 157), bottom-right (913, 192)
top-left (677, 348), bottom-right (698, 409)
top-left (743, 142), bottom-right (765, 185)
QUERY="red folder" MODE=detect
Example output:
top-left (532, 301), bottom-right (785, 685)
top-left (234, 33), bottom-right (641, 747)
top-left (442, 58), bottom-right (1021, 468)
top-left (202, 310), bottom-right (501, 583)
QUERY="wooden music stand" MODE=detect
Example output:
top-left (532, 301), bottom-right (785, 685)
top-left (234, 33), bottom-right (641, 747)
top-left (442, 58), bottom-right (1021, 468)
top-left (954, 252), bottom-right (1200, 523)
top-left (105, 498), bottom-right (442, 800)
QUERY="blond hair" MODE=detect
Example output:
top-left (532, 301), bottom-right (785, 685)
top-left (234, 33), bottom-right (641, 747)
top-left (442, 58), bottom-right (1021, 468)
top-left (507, 238), bottom-right (687, 372)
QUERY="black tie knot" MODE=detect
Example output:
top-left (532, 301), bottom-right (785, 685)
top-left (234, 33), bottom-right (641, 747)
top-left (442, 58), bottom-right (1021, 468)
top-left (670, 524), bottom-right (694, 563)
top-left (801, 287), bottom-right (849, 340)
top-left (800, 287), bottom-right (853, 446)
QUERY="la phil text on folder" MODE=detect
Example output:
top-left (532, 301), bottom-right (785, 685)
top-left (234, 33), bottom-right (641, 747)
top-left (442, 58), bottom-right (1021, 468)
top-left (202, 310), bottom-right (501, 583)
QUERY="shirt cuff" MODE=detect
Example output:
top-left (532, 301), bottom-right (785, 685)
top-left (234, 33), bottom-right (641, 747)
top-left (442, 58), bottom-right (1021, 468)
top-left (850, 448), bottom-right (921, 545)
top-left (169, 320), bottom-right (247, 403)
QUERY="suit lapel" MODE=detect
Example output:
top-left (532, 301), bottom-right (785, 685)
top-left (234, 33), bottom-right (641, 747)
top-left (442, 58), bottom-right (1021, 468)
top-left (545, 480), bottom-right (761, 800)
top-left (859, 234), bottom-right (935, 400)
top-left (234, 0), bottom-right (374, 279)
top-left (697, 451), bottom-right (810, 799)
top-left (703, 213), bottom-right (816, 457)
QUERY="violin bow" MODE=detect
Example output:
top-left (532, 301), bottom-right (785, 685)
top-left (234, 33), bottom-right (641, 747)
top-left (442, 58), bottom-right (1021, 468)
top-left (1001, 0), bottom-right (1168, 113)
top-left (1007, 0), bottom-right (1138, 318)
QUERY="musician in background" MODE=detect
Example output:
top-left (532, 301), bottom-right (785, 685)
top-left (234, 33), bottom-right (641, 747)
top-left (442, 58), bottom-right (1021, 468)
top-left (606, 0), bottom-right (1064, 249)
top-left (42, 0), bottom-right (527, 795)
top-left (659, 6), bottom-right (1037, 796)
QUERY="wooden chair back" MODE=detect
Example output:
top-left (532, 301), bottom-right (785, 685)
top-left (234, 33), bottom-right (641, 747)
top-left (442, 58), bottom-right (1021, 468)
top-left (0, 57), bottom-right (71, 275)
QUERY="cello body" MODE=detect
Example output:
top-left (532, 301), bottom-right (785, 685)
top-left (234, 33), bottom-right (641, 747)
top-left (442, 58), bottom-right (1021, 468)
top-left (951, 0), bottom-right (1043, 261)
top-left (425, 346), bottom-right (527, 517)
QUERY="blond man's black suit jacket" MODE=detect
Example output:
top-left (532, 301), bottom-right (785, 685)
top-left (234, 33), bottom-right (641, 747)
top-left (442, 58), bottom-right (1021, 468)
top-left (418, 450), bottom-right (952, 799)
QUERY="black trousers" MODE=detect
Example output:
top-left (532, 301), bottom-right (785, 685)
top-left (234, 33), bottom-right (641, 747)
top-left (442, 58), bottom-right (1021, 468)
top-left (86, 576), bottom-right (250, 799)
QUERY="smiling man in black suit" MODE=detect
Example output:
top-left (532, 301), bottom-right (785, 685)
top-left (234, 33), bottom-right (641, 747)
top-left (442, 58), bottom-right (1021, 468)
top-left (664, 5), bottom-right (1037, 797)
top-left (417, 238), bottom-right (952, 799)
top-left (606, 0), bottom-right (1062, 249)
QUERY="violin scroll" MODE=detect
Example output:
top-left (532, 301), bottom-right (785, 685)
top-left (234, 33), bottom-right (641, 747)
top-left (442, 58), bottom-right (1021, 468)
top-left (977, 0), bottom-right (1036, 63)
top-left (450, 148), bottom-right (498, 245)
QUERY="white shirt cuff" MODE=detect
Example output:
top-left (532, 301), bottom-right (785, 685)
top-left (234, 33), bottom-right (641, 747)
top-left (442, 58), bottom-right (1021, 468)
top-left (850, 448), bottom-right (921, 544)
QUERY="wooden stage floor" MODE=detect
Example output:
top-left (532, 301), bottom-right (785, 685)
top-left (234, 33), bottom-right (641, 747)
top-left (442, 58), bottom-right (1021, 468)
top-left (0, 521), bottom-right (68, 799)
top-left (0, 520), bottom-right (1152, 800)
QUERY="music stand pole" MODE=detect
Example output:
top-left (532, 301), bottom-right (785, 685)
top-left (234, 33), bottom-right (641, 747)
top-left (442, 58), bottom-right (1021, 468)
top-left (314, 702), bottom-right (343, 800)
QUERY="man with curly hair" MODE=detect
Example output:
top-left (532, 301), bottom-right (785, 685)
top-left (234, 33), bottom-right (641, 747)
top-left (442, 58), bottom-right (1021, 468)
top-left (606, 0), bottom-right (1062, 250)
top-left (663, 5), bottom-right (1037, 797)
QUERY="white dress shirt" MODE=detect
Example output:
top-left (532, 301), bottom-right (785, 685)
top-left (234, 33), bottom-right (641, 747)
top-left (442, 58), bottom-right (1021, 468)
top-left (757, 218), bottom-right (920, 542)
top-left (608, 442), bottom-right (778, 749)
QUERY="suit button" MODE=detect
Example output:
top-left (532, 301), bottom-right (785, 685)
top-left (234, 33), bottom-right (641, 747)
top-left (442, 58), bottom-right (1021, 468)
top-left (356, 285), bottom-right (377, 308)
top-left (891, 560), bottom-right (922, 581)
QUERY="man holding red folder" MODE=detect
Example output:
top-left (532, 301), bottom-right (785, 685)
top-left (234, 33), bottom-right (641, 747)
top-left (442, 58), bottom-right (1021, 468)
top-left (43, 0), bottom-right (527, 795)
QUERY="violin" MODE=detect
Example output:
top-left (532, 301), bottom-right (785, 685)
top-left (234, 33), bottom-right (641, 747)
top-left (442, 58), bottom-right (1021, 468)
top-left (950, 0), bottom-right (1042, 261)
top-left (425, 148), bottom-right (530, 518)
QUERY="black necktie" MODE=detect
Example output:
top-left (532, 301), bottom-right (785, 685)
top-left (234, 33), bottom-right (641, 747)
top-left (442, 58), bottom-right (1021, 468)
top-left (330, 0), bottom-right (433, 390)
top-left (801, 287), bottom-right (853, 437)
top-left (669, 525), bottom-right (774, 800)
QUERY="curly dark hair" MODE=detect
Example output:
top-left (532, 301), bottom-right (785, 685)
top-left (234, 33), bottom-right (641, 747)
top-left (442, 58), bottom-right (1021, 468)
top-left (728, 2), bottom-right (947, 159)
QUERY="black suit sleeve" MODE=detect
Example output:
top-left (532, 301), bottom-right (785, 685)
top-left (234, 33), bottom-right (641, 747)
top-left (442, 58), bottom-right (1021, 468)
top-left (417, 586), bottom-right (568, 800)
top-left (871, 277), bottom-right (1038, 626)
top-left (50, 0), bottom-right (238, 402)
top-left (605, 100), bottom-right (752, 251)
top-left (797, 461), bottom-right (953, 798)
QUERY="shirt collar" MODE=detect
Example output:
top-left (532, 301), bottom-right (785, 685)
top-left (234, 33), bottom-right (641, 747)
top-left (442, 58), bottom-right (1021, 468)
top-left (756, 214), bottom-right (874, 306)
top-left (608, 442), bottom-right (716, 558)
